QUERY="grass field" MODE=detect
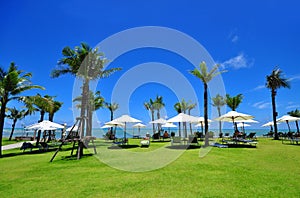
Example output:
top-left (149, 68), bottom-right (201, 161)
top-left (1, 138), bottom-right (300, 197)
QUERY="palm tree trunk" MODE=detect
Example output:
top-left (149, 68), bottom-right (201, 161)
top-left (286, 120), bottom-right (291, 133)
top-left (204, 83), bottom-right (209, 147)
top-left (271, 89), bottom-right (279, 140)
top-left (296, 121), bottom-right (299, 133)
top-left (9, 119), bottom-right (17, 141)
top-left (188, 109), bottom-right (192, 135)
top-left (178, 122), bottom-right (181, 137)
top-left (110, 110), bottom-right (114, 135)
top-left (217, 107), bottom-right (222, 137)
top-left (78, 79), bottom-right (89, 159)
top-left (151, 110), bottom-right (155, 134)
top-left (157, 110), bottom-right (161, 135)
top-left (0, 100), bottom-right (8, 157)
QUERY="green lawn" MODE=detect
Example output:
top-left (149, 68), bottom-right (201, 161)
top-left (0, 138), bottom-right (300, 197)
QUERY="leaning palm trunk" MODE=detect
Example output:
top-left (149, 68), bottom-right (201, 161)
top-left (296, 121), bottom-right (299, 133)
top-left (8, 119), bottom-right (17, 141)
top-left (271, 90), bottom-right (279, 140)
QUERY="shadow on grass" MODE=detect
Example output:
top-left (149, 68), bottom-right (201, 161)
top-left (107, 144), bottom-right (140, 149)
top-left (166, 144), bottom-right (201, 150)
top-left (60, 153), bottom-right (94, 161)
top-left (2, 147), bottom-right (59, 158)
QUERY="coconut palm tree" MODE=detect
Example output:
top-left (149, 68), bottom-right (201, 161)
top-left (51, 42), bottom-right (121, 158)
top-left (44, 95), bottom-right (63, 122)
top-left (105, 102), bottom-right (119, 135)
top-left (212, 94), bottom-right (226, 136)
top-left (7, 107), bottom-right (26, 141)
top-left (287, 109), bottom-right (300, 133)
top-left (144, 99), bottom-right (155, 134)
top-left (266, 68), bottom-right (290, 140)
top-left (225, 94), bottom-right (243, 131)
top-left (153, 95), bottom-right (165, 133)
top-left (174, 102), bottom-right (182, 137)
top-left (190, 61), bottom-right (226, 146)
top-left (0, 62), bottom-right (44, 156)
top-left (225, 94), bottom-right (243, 111)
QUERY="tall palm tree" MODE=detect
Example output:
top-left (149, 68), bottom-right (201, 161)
top-left (287, 109), bottom-right (300, 133)
top-left (212, 94), bottom-right (226, 136)
top-left (0, 62), bottom-right (44, 156)
top-left (51, 42), bottom-right (121, 155)
top-left (174, 102), bottom-right (182, 137)
top-left (187, 102), bottom-right (197, 134)
top-left (266, 68), bottom-right (290, 140)
top-left (144, 99), bottom-right (155, 134)
top-left (153, 95), bottom-right (165, 133)
top-left (7, 107), bottom-right (26, 141)
top-left (225, 94), bottom-right (243, 131)
top-left (190, 61), bottom-right (226, 146)
top-left (105, 102), bottom-right (119, 135)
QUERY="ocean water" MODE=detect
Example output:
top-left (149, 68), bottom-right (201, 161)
top-left (2, 127), bottom-right (293, 139)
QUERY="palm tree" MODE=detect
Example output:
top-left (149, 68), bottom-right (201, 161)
top-left (225, 94), bottom-right (243, 131)
top-left (266, 68), bottom-right (290, 140)
top-left (187, 102), bottom-right (197, 134)
top-left (0, 62), bottom-right (44, 156)
top-left (174, 102), bottom-right (182, 137)
top-left (23, 94), bottom-right (54, 144)
top-left (7, 107), bottom-right (26, 141)
top-left (51, 42), bottom-right (121, 158)
top-left (190, 61), bottom-right (226, 146)
top-left (44, 95), bottom-right (63, 122)
top-left (225, 94), bottom-right (243, 111)
top-left (105, 102), bottom-right (119, 135)
top-left (287, 109), bottom-right (300, 133)
top-left (153, 95), bottom-right (165, 133)
top-left (144, 99), bottom-right (155, 134)
top-left (212, 94), bottom-right (226, 136)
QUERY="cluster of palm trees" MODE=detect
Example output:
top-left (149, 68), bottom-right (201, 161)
top-left (0, 41), bottom-right (296, 156)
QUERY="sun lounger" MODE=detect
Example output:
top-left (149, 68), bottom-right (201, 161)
top-left (140, 137), bottom-right (150, 147)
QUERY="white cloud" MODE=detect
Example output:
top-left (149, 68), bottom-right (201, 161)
top-left (253, 101), bottom-right (271, 109)
top-left (253, 85), bottom-right (265, 91)
top-left (231, 35), bottom-right (239, 43)
top-left (220, 53), bottom-right (253, 70)
top-left (228, 28), bottom-right (239, 43)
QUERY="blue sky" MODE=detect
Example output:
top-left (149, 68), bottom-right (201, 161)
top-left (1, 0), bottom-right (300, 130)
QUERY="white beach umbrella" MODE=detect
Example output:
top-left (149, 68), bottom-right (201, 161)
top-left (235, 119), bottom-right (258, 133)
top-left (100, 125), bottom-right (112, 129)
top-left (215, 111), bottom-right (254, 131)
top-left (167, 113), bottom-right (199, 137)
top-left (26, 120), bottom-right (64, 130)
top-left (105, 120), bottom-right (125, 126)
top-left (262, 121), bottom-right (280, 132)
top-left (161, 122), bottom-right (177, 133)
top-left (167, 113), bottom-right (199, 123)
top-left (133, 123), bottom-right (146, 137)
top-left (149, 118), bottom-right (167, 124)
top-left (277, 115), bottom-right (300, 132)
top-left (112, 114), bottom-right (141, 140)
top-left (193, 117), bottom-right (212, 134)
